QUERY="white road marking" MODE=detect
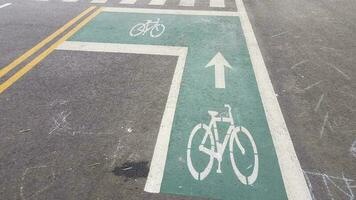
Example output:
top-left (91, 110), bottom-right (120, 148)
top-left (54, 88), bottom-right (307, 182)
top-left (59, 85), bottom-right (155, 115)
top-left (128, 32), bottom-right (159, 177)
top-left (30, 0), bottom-right (229, 7)
top-left (146, 49), bottom-right (187, 193)
top-left (205, 52), bottom-right (232, 89)
top-left (179, 0), bottom-right (195, 7)
top-left (210, 0), bottom-right (225, 7)
top-left (129, 18), bottom-right (165, 38)
top-left (149, 0), bottom-right (168, 6)
top-left (56, 41), bottom-right (187, 56)
top-left (90, 0), bottom-right (107, 3)
top-left (120, 0), bottom-right (137, 4)
top-left (102, 7), bottom-right (240, 16)
top-left (234, 0), bottom-right (312, 198)
top-left (0, 3), bottom-right (11, 8)
top-left (56, 41), bottom-right (188, 193)
top-left (58, 7), bottom-right (311, 199)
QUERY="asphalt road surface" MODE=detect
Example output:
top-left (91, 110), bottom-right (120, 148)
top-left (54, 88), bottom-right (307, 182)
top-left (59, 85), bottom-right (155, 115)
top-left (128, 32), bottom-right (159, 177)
top-left (0, 0), bottom-right (355, 200)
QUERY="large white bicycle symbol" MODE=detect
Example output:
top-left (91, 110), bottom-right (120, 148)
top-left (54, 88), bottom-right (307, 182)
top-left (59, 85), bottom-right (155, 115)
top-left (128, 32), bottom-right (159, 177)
top-left (187, 104), bottom-right (259, 185)
top-left (129, 18), bottom-right (165, 38)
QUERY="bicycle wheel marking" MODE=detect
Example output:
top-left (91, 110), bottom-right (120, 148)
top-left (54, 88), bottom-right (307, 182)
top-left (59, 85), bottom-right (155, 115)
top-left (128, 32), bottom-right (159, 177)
top-left (63, 7), bottom-right (311, 200)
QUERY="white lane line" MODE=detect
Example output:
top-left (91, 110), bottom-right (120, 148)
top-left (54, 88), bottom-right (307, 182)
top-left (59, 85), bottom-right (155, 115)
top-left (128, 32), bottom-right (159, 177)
top-left (56, 41), bottom-right (187, 56)
top-left (90, 0), bottom-right (107, 3)
top-left (100, 7), bottom-right (310, 199)
top-left (56, 41), bottom-right (187, 193)
top-left (72, 6), bottom-right (310, 199)
top-left (119, 0), bottom-right (137, 5)
top-left (0, 3), bottom-right (11, 9)
top-left (149, 0), bottom-right (168, 6)
top-left (210, 0), bottom-right (225, 7)
top-left (145, 49), bottom-right (187, 193)
top-left (179, 0), bottom-right (195, 7)
top-left (235, 0), bottom-right (312, 199)
top-left (102, 7), bottom-right (240, 16)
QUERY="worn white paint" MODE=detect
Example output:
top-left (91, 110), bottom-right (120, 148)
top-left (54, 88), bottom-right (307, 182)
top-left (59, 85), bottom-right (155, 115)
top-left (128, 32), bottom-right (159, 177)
top-left (90, 0), bottom-right (107, 3)
top-left (0, 3), bottom-right (11, 8)
top-left (119, 0), bottom-right (137, 4)
top-left (303, 80), bottom-right (323, 91)
top-left (304, 170), bottom-right (355, 199)
top-left (210, 0), bottom-right (225, 8)
top-left (56, 41), bottom-right (187, 193)
top-left (205, 52), bottom-right (232, 89)
top-left (314, 93), bottom-right (324, 112)
top-left (58, 6), bottom-right (311, 198)
top-left (148, 0), bottom-right (167, 6)
top-left (179, 0), bottom-right (195, 7)
top-left (102, 7), bottom-right (240, 16)
top-left (234, 0), bottom-right (312, 198)
top-left (350, 140), bottom-right (356, 158)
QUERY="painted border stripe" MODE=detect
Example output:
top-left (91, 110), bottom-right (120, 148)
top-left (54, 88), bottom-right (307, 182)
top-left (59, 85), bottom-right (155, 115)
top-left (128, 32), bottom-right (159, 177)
top-left (56, 41), bottom-right (187, 56)
top-left (102, 7), bottom-right (240, 16)
top-left (0, 3), bottom-right (11, 9)
top-left (98, 6), bottom-right (311, 199)
top-left (145, 49), bottom-right (187, 193)
top-left (0, 8), bottom-right (102, 94)
top-left (234, 0), bottom-right (312, 199)
top-left (0, 6), bottom-right (96, 79)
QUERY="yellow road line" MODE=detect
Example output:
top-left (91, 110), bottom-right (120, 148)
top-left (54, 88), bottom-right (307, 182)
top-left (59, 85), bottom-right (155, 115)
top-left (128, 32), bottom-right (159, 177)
top-left (0, 6), bottom-right (96, 79)
top-left (0, 8), bottom-right (103, 94)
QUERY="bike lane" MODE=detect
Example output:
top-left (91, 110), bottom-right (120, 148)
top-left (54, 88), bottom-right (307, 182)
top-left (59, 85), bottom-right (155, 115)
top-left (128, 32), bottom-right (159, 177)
top-left (65, 11), bottom-right (288, 200)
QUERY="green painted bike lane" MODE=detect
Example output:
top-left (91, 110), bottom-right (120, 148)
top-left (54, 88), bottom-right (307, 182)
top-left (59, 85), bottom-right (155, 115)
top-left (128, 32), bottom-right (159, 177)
top-left (69, 12), bottom-right (288, 200)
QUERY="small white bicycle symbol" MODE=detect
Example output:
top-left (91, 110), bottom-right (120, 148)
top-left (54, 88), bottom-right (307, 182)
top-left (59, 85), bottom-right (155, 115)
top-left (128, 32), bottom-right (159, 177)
top-left (129, 18), bottom-right (165, 38)
top-left (187, 104), bottom-right (259, 185)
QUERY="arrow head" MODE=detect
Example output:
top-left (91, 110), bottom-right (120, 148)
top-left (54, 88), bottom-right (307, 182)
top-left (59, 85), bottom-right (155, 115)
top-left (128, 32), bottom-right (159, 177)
top-left (205, 52), bottom-right (232, 69)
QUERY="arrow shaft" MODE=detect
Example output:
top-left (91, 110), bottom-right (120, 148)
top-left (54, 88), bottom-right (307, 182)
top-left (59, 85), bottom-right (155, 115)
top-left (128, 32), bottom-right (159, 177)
top-left (215, 64), bottom-right (225, 89)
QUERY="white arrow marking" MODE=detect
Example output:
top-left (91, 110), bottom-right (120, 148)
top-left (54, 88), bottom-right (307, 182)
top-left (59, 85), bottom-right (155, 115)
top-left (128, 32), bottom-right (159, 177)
top-left (205, 52), bottom-right (232, 89)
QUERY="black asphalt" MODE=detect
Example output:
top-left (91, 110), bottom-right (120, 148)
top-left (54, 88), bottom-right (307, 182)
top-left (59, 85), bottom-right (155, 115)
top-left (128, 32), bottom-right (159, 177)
top-left (0, 49), bottom-right (204, 199)
top-left (0, 0), bottom-right (355, 199)
top-left (244, 0), bottom-right (356, 199)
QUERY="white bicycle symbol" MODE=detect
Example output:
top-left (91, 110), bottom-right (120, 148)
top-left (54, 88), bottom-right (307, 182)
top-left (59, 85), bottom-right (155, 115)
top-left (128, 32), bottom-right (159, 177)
top-left (129, 18), bottom-right (165, 38)
top-left (187, 104), bottom-right (259, 185)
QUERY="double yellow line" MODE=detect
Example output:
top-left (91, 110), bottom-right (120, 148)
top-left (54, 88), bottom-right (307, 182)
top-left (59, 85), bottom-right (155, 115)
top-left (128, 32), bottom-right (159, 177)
top-left (0, 6), bottom-right (102, 94)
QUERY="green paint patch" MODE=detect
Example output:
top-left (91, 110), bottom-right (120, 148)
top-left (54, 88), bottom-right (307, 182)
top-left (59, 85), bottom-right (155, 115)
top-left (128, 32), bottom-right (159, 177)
top-left (69, 12), bottom-right (288, 200)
